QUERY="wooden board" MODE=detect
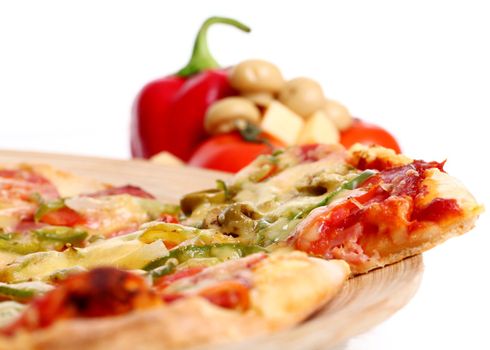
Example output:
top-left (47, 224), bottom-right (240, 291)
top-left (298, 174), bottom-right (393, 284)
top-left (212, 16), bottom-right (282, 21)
top-left (0, 150), bottom-right (423, 350)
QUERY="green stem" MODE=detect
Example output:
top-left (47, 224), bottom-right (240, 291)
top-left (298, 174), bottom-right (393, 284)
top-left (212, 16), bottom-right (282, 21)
top-left (176, 16), bottom-right (251, 77)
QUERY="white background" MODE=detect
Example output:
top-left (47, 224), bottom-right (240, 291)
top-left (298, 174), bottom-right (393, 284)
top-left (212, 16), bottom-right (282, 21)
top-left (1, 1), bottom-right (489, 349)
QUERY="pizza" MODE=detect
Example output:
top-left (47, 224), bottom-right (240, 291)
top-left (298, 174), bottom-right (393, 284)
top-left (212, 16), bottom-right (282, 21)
top-left (181, 143), bottom-right (482, 273)
top-left (0, 250), bottom-right (349, 350)
top-left (0, 164), bottom-right (179, 266)
top-left (0, 144), bottom-right (482, 349)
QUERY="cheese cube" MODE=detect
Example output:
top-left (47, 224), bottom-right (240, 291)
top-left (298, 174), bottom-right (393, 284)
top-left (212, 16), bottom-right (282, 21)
top-left (149, 151), bottom-right (184, 166)
top-left (261, 101), bottom-right (304, 145)
top-left (297, 110), bottom-right (340, 145)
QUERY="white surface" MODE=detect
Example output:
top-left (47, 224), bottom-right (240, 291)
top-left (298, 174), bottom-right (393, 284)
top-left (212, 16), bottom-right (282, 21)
top-left (0, 1), bottom-right (489, 349)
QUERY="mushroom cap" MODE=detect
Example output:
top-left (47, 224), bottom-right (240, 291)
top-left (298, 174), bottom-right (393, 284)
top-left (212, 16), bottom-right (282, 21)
top-left (229, 59), bottom-right (285, 93)
top-left (204, 97), bottom-right (261, 134)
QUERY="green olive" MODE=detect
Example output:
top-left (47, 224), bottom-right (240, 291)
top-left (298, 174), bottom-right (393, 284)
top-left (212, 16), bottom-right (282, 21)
top-left (229, 59), bottom-right (285, 93)
top-left (180, 189), bottom-right (226, 216)
top-left (278, 77), bottom-right (326, 118)
top-left (217, 203), bottom-right (262, 243)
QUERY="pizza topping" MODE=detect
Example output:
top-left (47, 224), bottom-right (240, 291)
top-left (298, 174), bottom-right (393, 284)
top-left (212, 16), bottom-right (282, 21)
top-left (86, 185), bottom-right (156, 199)
top-left (38, 207), bottom-right (85, 227)
top-left (0, 168), bottom-right (60, 231)
top-left (0, 281), bottom-right (53, 302)
top-left (154, 266), bottom-right (205, 290)
top-left (0, 226), bottom-right (88, 255)
top-left (0, 235), bottom-right (168, 283)
top-left (0, 301), bottom-right (25, 328)
top-left (297, 144), bottom-right (344, 163)
top-left (180, 189), bottom-right (226, 216)
top-left (2, 267), bottom-right (162, 334)
top-left (412, 198), bottom-right (461, 222)
top-left (0, 169), bottom-right (59, 202)
top-left (158, 213), bottom-right (179, 224)
top-left (156, 254), bottom-right (265, 311)
top-left (64, 195), bottom-right (157, 237)
top-left (144, 243), bottom-right (266, 272)
top-left (138, 222), bottom-right (237, 251)
top-left (293, 159), bottom-right (464, 269)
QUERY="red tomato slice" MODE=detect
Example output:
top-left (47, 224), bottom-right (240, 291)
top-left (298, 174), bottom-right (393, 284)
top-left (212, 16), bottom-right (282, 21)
top-left (39, 207), bottom-right (85, 227)
top-left (188, 132), bottom-right (285, 173)
top-left (340, 119), bottom-right (401, 153)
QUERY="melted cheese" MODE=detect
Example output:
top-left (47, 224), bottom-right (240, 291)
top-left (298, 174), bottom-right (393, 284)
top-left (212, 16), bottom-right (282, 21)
top-left (234, 157), bottom-right (352, 214)
top-left (66, 194), bottom-right (152, 236)
top-left (1, 234), bottom-right (168, 283)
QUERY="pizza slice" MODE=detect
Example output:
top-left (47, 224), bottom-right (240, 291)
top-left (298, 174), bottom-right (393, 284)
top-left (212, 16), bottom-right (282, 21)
top-left (0, 251), bottom-right (349, 350)
top-left (181, 144), bottom-right (483, 274)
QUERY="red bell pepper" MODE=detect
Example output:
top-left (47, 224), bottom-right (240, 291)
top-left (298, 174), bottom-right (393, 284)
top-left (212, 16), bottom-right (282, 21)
top-left (131, 17), bottom-right (250, 161)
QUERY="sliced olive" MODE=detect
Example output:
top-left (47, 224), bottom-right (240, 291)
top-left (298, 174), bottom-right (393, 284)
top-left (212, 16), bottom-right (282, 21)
top-left (180, 189), bottom-right (226, 216)
top-left (217, 203), bottom-right (262, 243)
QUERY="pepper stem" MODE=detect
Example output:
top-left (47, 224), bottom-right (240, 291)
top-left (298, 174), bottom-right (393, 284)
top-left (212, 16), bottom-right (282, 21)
top-left (176, 17), bottom-right (251, 77)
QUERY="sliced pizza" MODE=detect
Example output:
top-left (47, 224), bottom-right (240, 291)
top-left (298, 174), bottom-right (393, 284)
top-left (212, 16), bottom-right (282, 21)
top-left (0, 251), bottom-right (349, 350)
top-left (181, 144), bottom-right (483, 274)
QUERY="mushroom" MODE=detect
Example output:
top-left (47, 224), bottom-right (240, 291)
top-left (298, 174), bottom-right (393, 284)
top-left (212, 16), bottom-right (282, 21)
top-left (323, 99), bottom-right (353, 131)
top-left (229, 59), bottom-right (284, 93)
top-left (277, 77), bottom-right (326, 118)
top-left (204, 97), bottom-right (261, 135)
top-left (242, 91), bottom-right (274, 107)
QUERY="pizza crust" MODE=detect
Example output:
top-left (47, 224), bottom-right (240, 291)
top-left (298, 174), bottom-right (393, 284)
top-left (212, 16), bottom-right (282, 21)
top-left (0, 253), bottom-right (349, 350)
top-left (1, 298), bottom-right (266, 350)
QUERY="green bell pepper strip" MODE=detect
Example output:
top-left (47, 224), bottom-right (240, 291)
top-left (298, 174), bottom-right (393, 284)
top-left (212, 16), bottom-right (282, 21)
top-left (255, 170), bottom-right (377, 246)
top-left (292, 169), bottom-right (376, 221)
top-left (144, 243), bottom-right (267, 271)
top-left (0, 227), bottom-right (88, 255)
top-left (0, 281), bottom-right (53, 301)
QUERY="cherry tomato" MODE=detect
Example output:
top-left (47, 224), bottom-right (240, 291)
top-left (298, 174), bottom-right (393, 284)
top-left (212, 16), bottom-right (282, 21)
top-left (188, 132), bottom-right (285, 173)
top-left (340, 119), bottom-right (401, 153)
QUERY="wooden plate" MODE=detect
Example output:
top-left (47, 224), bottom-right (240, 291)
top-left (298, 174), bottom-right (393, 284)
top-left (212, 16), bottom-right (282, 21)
top-left (0, 150), bottom-right (424, 350)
